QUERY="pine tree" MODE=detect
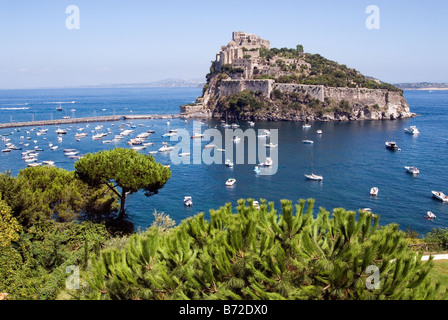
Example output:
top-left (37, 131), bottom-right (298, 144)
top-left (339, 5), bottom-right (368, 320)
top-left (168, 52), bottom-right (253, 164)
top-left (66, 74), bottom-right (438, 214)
top-left (86, 199), bottom-right (447, 300)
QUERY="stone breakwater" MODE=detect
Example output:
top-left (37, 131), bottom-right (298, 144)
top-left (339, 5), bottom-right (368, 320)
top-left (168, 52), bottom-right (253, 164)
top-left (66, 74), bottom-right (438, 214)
top-left (0, 114), bottom-right (178, 129)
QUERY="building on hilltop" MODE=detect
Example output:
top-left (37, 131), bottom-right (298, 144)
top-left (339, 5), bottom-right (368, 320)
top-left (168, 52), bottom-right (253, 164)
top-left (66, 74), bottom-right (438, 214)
top-left (215, 31), bottom-right (270, 73)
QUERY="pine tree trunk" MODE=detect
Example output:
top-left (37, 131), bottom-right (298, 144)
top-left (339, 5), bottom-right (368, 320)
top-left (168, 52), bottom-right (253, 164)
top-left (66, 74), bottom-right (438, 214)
top-left (118, 192), bottom-right (126, 219)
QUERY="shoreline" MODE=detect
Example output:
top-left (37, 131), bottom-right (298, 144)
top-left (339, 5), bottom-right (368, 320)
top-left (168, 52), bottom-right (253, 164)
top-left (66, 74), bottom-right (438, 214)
top-left (0, 114), bottom-right (179, 129)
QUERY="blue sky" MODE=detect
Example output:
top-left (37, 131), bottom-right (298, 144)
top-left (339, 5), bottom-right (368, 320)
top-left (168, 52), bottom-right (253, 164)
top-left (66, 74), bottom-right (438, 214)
top-left (1, 0), bottom-right (447, 89)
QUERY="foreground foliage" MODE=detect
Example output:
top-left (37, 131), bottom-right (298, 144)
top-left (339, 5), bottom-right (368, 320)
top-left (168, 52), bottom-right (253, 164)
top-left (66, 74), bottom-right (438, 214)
top-left (87, 199), bottom-right (445, 300)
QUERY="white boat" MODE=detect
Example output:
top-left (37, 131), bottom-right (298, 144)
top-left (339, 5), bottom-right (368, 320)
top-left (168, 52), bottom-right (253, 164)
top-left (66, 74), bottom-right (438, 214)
top-left (264, 157), bottom-right (273, 167)
top-left (204, 144), bottom-right (216, 149)
top-left (252, 200), bottom-right (260, 210)
top-left (162, 132), bottom-right (177, 137)
top-left (303, 123), bottom-right (311, 129)
top-left (248, 121), bottom-right (255, 127)
top-left (132, 146), bottom-right (146, 151)
top-left (191, 133), bottom-right (204, 139)
top-left (231, 123), bottom-right (240, 128)
top-left (233, 136), bottom-right (241, 143)
top-left (27, 162), bottom-right (41, 167)
top-left (42, 160), bottom-right (55, 166)
top-left (370, 187), bottom-right (379, 196)
top-left (75, 132), bottom-right (88, 138)
top-left (385, 141), bottom-right (398, 151)
top-left (55, 127), bottom-right (67, 134)
top-left (432, 191), bottom-right (448, 202)
top-left (179, 152), bottom-right (190, 157)
top-left (92, 134), bottom-right (104, 140)
top-left (64, 151), bottom-right (79, 156)
top-left (264, 143), bottom-right (277, 148)
top-left (158, 143), bottom-right (174, 152)
top-left (305, 174), bottom-right (323, 181)
top-left (1, 149), bottom-right (11, 153)
top-left (225, 159), bottom-right (234, 167)
top-left (302, 140), bottom-right (314, 144)
top-left (405, 166), bottom-right (420, 175)
top-left (404, 126), bottom-right (420, 135)
top-left (225, 178), bottom-right (236, 186)
top-left (184, 196), bottom-right (193, 207)
top-left (316, 130), bottom-right (322, 134)
top-left (50, 146), bottom-right (58, 150)
top-left (148, 151), bottom-right (158, 154)
top-left (426, 211), bottom-right (436, 220)
top-left (254, 166), bottom-right (260, 174)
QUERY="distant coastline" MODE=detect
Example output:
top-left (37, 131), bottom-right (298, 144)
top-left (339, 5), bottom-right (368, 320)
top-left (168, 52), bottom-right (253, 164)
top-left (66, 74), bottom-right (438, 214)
top-left (395, 82), bottom-right (448, 91)
top-left (403, 88), bottom-right (448, 91)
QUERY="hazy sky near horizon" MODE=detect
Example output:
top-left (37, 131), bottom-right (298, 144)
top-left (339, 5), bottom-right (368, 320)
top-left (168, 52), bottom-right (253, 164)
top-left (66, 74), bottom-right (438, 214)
top-left (1, 0), bottom-right (447, 89)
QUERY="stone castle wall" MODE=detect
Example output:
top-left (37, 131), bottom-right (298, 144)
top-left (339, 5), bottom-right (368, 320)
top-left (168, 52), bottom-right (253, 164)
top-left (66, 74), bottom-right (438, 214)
top-left (216, 79), bottom-right (410, 118)
top-left (219, 79), bottom-right (274, 97)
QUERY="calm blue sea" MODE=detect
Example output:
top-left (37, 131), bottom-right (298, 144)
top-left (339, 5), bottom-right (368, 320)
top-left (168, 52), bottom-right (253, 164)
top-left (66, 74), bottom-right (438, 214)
top-left (0, 87), bottom-right (447, 236)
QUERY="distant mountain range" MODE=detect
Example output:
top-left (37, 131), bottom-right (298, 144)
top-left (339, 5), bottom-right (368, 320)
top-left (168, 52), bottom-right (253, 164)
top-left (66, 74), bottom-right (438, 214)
top-left (77, 78), bottom-right (206, 88)
top-left (394, 82), bottom-right (448, 90)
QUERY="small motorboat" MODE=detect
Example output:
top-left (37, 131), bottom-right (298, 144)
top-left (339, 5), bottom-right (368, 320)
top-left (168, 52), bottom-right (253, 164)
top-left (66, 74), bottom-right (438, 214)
top-left (303, 123), bottom-right (311, 129)
top-left (264, 157), bottom-right (273, 167)
top-left (204, 144), bottom-right (216, 149)
top-left (264, 142), bottom-right (277, 148)
top-left (302, 140), bottom-right (314, 144)
top-left (184, 196), bottom-right (193, 207)
top-left (55, 127), bottom-right (67, 134)
top-left (316, 130), bottom-right (322, 134)
top-left (305, 174), bottom-right (323, 181)
top-left (158, 143), bottom-right (174, 152)
top-left (225, 178), bottom-right (236, 186)
top-left (225, 159), bottom-right (234, 167)
top-left (191, 133), bottom-right (205, 139)
top-left (426, 211), bottom-right (436, 220)
top-left (252, 200), bottom-right (260, 210)
top-left (42, 160), bottom-right (55, 166)
top-left (405, 166), bottom-right (420, 175)
top-left (385, 141), bottom-right (398, 151)
top-left (404, 126), bottom-right (420, 135)
top-left (254, 166), bottom-right (260, 174)
top-left (432, 191), bottom-right (448, 202)
top-left (132, 146), bottom-right (146, 151)
top-left (233, 136), bottom-right (241, 143)
top-left (370, 187), bottom-right (379, 196)
top-left (64, 151), bottom-right (79, 156)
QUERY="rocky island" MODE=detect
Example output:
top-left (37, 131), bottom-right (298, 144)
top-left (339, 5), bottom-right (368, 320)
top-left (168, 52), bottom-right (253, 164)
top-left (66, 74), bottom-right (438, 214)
top-left (180, 31), bottom-right (414, 122)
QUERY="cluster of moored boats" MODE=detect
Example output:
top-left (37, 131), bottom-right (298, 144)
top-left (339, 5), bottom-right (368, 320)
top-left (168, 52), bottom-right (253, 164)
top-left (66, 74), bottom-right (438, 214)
top-left (382, 125), bottom-right (445, 221)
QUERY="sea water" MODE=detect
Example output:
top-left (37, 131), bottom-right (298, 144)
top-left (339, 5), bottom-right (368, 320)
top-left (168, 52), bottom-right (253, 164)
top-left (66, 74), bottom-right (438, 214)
top-left (0, 88), bottom-right (447, 236)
